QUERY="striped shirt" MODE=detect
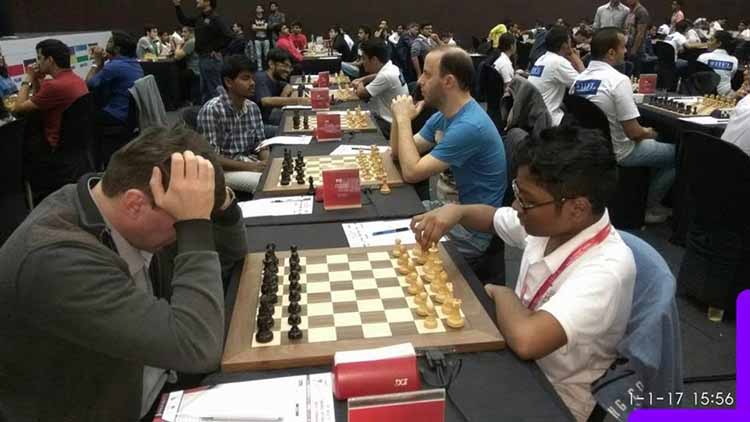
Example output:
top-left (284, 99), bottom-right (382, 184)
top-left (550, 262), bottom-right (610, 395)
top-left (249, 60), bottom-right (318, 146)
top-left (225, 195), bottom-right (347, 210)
top-left (197, 86), bottom-right (265, 160)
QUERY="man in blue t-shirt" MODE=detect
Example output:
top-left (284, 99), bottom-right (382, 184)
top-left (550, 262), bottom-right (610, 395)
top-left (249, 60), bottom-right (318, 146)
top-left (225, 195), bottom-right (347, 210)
top-left (390, 46), bottom-right (507, 263)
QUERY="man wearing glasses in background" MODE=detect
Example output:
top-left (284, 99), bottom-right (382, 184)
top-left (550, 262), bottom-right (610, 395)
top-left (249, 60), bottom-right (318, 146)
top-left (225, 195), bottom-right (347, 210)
top-left (251, 48), bottom-right (309, 131)
top-left (410, 126), bottom-right (635, 422)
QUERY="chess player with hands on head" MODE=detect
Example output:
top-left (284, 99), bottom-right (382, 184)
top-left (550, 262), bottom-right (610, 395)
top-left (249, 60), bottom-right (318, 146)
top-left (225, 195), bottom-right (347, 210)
top-left (410, 126), bottom-right (636, 422)
top-left (0, 126), bottom-right (248, 422)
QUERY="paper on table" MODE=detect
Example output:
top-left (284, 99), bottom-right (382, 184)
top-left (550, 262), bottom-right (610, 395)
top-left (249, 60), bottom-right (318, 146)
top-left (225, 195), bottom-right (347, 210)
top-left (255, 135), bottom-right (313, 152)
top-left (679, 116), bottom-right (731, 125)
top-left (329, 144), bottom-right (391, 156)
top-left (239, 196), bottom-right (314, 219)
top-left (176, 374), bottom-right (335, 422)
top-left (282, 105), bottom-right (313, 110)
top-left (342, 219), bottom-right (447, 248)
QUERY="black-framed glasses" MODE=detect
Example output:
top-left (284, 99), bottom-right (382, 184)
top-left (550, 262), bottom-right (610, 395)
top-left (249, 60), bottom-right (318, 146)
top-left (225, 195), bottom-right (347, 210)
top-left (511, 179), bottom-right (563, 210)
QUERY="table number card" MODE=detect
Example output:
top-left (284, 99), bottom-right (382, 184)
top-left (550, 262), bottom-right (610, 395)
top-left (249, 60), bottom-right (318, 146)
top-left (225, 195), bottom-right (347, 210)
top-left (317, 71), bottom-right (331, 88)
top-left (315, 113), bottom-right (342, 142)
top-left (639, 74), bottom-right (657, 94)
top-left (322, 168), bottom-right (361, 210)
top-left (311, 87), bottom-right (331, 110)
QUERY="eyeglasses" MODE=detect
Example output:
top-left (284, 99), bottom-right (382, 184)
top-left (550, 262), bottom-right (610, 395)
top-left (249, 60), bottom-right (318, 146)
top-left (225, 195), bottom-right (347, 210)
top-left (511, 179), bottom-right (563, 210)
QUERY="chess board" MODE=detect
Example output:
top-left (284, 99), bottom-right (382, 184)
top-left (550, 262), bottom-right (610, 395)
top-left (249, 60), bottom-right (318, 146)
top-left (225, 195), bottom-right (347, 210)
top-left (223, 244), bottom-right (505, 372)
top-left (640, 95), bottom-right (737, 118)
top-left (291, 73), bottom-right (350, 85)
top-left (261, 152), bottom-right (404, 196)
top-left (291, 87), bottom-right (359, 102)
top-left (283, 110), bottom-right (378, 134)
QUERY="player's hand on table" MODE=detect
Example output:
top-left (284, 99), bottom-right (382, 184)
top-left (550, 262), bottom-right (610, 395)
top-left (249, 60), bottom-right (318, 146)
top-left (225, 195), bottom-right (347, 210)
top-left (391, 95), bottom-right (424, 121)
top-left (484, 284), bottom-right (509, 300)
top-left (410, 203), bottom-right (462, 248)
top-left (150, 151), bottom-right (215, 221)
top-left (296, 97), bottom-right (311, 106)
top-left (244, 161), bottom-right (267, 172)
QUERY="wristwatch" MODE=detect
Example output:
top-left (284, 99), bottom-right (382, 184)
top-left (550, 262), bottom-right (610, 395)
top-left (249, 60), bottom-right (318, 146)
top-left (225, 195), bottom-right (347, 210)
top-left (20, 81), bottom-right (31, 87)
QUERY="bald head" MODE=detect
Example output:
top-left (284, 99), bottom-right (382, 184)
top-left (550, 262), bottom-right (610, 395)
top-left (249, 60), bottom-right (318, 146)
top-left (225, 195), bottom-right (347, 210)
top-left (427, 46), bottom-right (474, 91)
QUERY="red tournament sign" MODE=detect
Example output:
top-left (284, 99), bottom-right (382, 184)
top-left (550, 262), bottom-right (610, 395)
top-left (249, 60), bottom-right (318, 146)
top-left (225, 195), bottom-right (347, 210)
top-left (638, 74), bottom-right (657, 94)
top-left (315, 113), bottom-right (342, 142)
top-left (317, 71), bottom-right (331, 88)
top-left (310, 87), bottom-right (331, 111)
top-left (322, 168), bottom-right (361, 210)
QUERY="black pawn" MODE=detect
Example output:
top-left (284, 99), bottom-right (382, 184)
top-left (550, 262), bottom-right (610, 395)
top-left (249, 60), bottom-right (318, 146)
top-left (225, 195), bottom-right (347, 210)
top-left (288, 313), bottom-right (301, 326)
top-left (288, 301), bottom-right (301, 315)
top-left (297, 83), bottom-right (304, 98)
top-left (256, 329), bottom-right (274, 343)
top-left (288, 324), bottom-right (303, 340)
top-left (292, 112), bottom-right (301, 130)
top-left (307, 176), bottom-right (315, 195)
top-left (303, 115), bottom-right (309, 129)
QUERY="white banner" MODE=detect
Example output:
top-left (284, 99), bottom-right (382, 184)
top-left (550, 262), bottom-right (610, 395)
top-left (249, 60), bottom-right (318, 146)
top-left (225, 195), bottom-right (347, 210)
top-left (0, 31), bottom-right (111, 88)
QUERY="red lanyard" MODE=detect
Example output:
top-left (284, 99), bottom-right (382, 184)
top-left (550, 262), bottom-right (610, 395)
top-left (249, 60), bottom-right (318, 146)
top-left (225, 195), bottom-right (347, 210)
top-left (520, 225), bottom-right (612, 310)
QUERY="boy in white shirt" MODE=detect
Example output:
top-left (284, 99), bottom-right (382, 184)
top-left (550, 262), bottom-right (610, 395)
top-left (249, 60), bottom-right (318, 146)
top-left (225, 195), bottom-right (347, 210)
top-left (697, 31), bottom-right (739, 96)
top-left (722, 66), bottom-right (750, 156)
top-left (410, 125), bottom-right (635, 422)
top-left (528, 26), bottom-right (585, 125)
top-left (573, 27), bottom-right (676, 224)
top-left (492, 32), bottom-right (517, 92)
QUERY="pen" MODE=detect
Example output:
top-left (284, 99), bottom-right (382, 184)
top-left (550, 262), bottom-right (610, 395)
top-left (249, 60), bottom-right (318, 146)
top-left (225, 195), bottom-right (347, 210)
top-left (197, 416), bottom-right (283, 422)
top-left (271, 198), bottom-right (308, 203)
top-left (372, 227), bottom-right (410, 236)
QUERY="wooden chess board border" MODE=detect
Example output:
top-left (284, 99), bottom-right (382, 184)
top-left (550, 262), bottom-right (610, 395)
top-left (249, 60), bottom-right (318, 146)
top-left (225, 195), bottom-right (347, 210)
top-left (639, 100), bottom-right (733, 118)
top-left (282, 109), bottom-right (379, 134)
top-left (222, 244), bottom-right (506, 372)
top-left (260, 152), bottom-right (405, 197)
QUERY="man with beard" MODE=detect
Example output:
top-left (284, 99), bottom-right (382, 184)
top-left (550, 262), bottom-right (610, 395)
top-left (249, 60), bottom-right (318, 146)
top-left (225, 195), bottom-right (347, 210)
top-left (389, 46), bottom-right (507, 264)
top-left (252, 48), bottom-right (309, 127)
top-left (197, 55), bottom-right (267, 193)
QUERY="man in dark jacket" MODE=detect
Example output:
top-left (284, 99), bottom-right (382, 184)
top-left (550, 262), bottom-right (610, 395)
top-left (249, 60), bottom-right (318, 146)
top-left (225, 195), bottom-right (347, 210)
top-left (0, 126), bottom-right (248, 422)
top-left (174, 0), bottom-right (236, 102)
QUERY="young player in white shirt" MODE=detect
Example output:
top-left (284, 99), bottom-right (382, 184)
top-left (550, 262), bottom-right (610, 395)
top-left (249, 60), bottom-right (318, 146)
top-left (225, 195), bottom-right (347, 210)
top-left (492, 33), bottom-right (517, 92)
top-left (572, 27), bottom-right (675, 224)
top-left (697, 31), bottom-right (739, 96)
top-left (528, 26), bottom-right (585, 125)
top-left (410, 125), bottom-right (636, 422)
top-left (722, 66), bottom-right (750, 156)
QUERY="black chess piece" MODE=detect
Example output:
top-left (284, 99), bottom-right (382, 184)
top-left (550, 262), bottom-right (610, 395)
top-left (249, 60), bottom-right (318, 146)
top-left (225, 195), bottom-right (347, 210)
top-left (306, 176), bottom-right (315, 195)
top-left (255, 321), bottom-right (274, 343)
top-left (297, 83), bottom-right (305, 98)
top-left (293, 111), bottom-right (301, 130)
top-left (266, 243), bottom-right (277, 253)
top-left (303, 115), bottom-right (309, 129)
top-left (289, 289), bottom-right (301, 303)
top-left (287, 301), bottom-right (301, 315)
top-left (288, 313), bottom-right (301, 326)
top-left (296, 172), bottom-right (306, 184)
top-left (288, 324), bottom-right (303, 340)
top-left (289, 261), bottom-right (302, 274)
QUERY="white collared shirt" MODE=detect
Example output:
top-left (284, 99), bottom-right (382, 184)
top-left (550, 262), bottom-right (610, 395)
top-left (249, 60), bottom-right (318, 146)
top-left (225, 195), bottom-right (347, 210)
top-left (664, 32), bottom-right (688, 59)
top-left (593, 1), bottom-right (630, 30)
top-left (698, 49), bottom-right (739, 96)
top-left (528, 52), bottom-right (580, 125)
top-left (722, 95), bottom-right (750, 157)
top-left (493, 52), bottom-right (515, 84)
top-left (493, 208), bottom-right (635, 422)
top-left (572, 60), bottom-right (640, 161)
top-left (365, 60), bottom-right (408, 123)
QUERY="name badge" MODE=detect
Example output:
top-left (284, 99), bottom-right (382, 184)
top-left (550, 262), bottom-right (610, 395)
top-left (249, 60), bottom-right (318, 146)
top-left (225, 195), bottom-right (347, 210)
top-left (573, 79), bottom-right (602, 96)
top-left (529, 65), bottom-right (545, 78)
top-left (707, 60), bottom-right (733, 71)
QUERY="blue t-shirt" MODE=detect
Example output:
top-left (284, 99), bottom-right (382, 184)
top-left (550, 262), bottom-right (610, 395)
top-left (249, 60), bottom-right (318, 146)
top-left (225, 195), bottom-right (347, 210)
top-left (252, 70), bottom-right (287, 122)
top-left (0, 75), bottom-right (18, 98)
top-left (419, 99), bottom-right (507, 206)
top-left (87, 56), bottom-right (143, 122)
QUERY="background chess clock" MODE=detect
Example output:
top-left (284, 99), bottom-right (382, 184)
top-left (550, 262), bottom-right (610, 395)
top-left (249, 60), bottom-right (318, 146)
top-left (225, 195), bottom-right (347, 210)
top-left (222, 241), bottom-right (505, 372)
top-left (261, 146), bottom-right (404, 196)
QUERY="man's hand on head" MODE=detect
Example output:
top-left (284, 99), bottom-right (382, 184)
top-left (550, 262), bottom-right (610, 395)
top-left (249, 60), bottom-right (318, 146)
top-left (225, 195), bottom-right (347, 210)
top-left (150, 151), bottom-right (216, 221)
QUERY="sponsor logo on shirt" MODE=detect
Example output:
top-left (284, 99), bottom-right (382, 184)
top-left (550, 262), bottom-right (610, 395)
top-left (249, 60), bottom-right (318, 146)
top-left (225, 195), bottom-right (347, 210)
top-left (707, 60), bottom-right (734, 71)
top-left (573, 80), bottom-right (602, 96)
top-left (529, 65), bottom-right (545, 78)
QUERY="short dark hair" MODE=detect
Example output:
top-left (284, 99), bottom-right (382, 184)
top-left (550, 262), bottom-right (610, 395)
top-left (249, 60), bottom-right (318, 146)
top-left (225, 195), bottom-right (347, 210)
top-left (713, 30), bottom-right (735, 52)
top-left (545, 26), bottom-right (570, 52)
top-left (111, 30), bottom-right (138, 58)
top-left (233, 23), bottom-right (244, 30)
top-left (407, 22), bottom-right (419, 29)
top-left (221, 55), bottom-right (257, 89)
top-left (591, 27), bottom-right (625, 60)
top-left (291, 21), bottom-right (302, 28)
top-left (420, 23), bottom-right (432, 31)
top-left (35, 39), bottom-right (71, 69)
top-left (498, 33), bottom-right (516, 52)
top-left (675, 20), bottom-right (690, 33)
top-left (434, 46), bottom-right (474, 91)
top-left (266, 48), bottom-right (292, 65)
top-left (269, 1), bottom-right (278, 6)
top-left (102, 126), bottom-right (226, 210)
top-left (515, 126), bottom-right (617, 215)
top-left (360, 38), bottom-right (389, 63)
top-left (358, 25), bottom-right (372, 37)
top-left (144, 24), bottom-right (157, 35)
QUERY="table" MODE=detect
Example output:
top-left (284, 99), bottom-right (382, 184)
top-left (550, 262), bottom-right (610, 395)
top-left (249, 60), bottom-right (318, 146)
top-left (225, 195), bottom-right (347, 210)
top-left (300, 56), bottom-right (342, 75)
top-left (139, 60), bottom-right (182, 111)
top-left (209, 222), bottom-right (575, 421)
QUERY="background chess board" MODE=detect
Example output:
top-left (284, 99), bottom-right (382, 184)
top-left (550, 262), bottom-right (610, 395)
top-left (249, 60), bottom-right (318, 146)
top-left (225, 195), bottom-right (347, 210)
top-left (640, 96), bottom-right (735, 117)
top-left (261, 153), bottom-right (404, 196)
top-left (223, 244), bottom-right (505, 372)
top-left (283, 110), bottom-right (379, 134)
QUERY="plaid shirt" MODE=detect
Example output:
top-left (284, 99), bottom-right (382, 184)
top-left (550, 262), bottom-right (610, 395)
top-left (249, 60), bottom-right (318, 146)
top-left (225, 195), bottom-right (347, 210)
top-left (197, 86), bottom-right (265, 160)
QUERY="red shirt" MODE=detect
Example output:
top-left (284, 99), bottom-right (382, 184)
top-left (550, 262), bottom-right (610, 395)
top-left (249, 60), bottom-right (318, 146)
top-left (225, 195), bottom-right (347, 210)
top-left (290, 33), bottom-right (308, 52)
top-left (31, 69), bottom-right (88, 147)
top-left (276, 34), bottom-right (303, 62)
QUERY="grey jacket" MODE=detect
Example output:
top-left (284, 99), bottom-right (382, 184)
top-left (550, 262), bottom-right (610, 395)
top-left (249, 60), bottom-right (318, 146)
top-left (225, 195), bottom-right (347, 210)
top-left (0, 175), bottom-right (248, 422)
top-left (130, 75), bottom-right (168, 130)
top-left (505, 76), bottom-right (553, 140)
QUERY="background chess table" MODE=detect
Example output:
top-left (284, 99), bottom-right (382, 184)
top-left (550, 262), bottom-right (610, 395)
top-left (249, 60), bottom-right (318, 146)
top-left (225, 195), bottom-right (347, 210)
top-left (222, 244), bottom-right (505, 372)
top-left (283, 109), bottom-right (378, 134)
top-left (261, 152), bottom-right (404, 196)
top-left (640, 95), bottom-right (737, 118)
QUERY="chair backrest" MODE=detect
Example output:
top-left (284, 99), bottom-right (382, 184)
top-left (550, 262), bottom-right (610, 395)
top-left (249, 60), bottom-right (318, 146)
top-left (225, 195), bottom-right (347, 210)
top-left (653, 41), bottom-right (676, 65)
top-left (129, 75), bottom-right (168, 130)
top-left (59, 93), bottom-right (94, 154)
top-left (678, 71), bottom-right (720, 96)
top-left (563, 94), bottom-right (612, 141)
top-left (0, 119), bottom-right (26, 195)
top-left (182, 106), bottom-right (201, 130)
top-left (681, 131), bottom-right (750, 229)
top-left (478, 59), bottom-right (503, 109)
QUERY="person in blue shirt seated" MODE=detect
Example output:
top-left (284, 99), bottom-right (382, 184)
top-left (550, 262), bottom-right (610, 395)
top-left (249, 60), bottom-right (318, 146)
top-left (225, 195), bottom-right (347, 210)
top-left (389, 46), bottom-right (507, 265)
top-left (86, 31), bottom-right (144, 165)
top-left (0, 51), bottom-right (18, 98)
